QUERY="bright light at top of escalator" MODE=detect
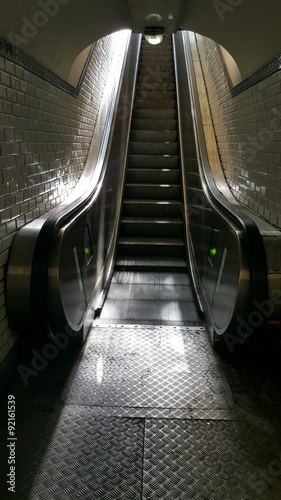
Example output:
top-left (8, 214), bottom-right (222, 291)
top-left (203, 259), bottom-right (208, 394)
top-left (145, 34), bottom-right (163, 45)
top-left (145, 26), bottom-right (163, 45)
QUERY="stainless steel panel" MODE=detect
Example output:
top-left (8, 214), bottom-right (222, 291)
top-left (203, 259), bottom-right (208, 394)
top-left (46, 34), bottom-right (142, 334)
top-left (173, 32), bottom-right (268, 346)
top-left (6, 34), bottom-right (142, 339)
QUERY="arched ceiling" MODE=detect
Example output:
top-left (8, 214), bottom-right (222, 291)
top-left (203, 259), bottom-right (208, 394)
top-left (0, 0), bottom-right (280, 82)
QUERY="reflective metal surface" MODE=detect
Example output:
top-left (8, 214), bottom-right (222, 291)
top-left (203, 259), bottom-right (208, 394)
top-left (1, 324), bottom-right (281, 498)
top-left (173, 32), bottom-right (281, 348)
top-left (6, 33), bottom-right (142, 339)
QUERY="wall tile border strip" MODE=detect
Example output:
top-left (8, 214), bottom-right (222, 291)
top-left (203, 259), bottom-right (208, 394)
top-left (216, 42), bottom-right (281, 96)
top-left (194, 34), bottom-right (280, 97)
top-left (0, 38), bottom-right (96, 97)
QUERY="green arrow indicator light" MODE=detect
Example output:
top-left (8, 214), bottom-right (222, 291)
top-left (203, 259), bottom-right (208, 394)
top-left (209, 247), bottom-right (217, 257)
top-left (85, 247), bottom-right (90, 254)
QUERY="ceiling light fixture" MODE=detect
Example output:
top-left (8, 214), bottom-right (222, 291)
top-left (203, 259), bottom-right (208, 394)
top-left (145, 27), bottom-right (164, 45)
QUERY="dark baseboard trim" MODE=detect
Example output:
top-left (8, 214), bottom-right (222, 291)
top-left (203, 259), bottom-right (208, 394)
top-left (0, 38), bottom-right (96, 97)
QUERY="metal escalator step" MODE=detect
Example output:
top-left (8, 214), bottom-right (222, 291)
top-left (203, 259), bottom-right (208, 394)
top-left (106, 282), bottom-right (193, 301)
top-left (111, 270), bottom-right (191, 285)
top-left (124, 183), bottom-right (181, 200)
top-left (127, 155), bottom-right (179, 169)
top-left (140, 49), bottom-right (173, 56)
top-left (138, 55), bottom-right (173, 64)
top-left (114, 256), bottom-right (188, 272)
top-left (120, 217), bottom-right (183, 237)
top-left (139, 60), bottom-right (174, 68)
top-left (133, 109), bottom-right (176, 120)
top-left (137, 63), bottom-right (173, 72)
top-left (117, 237), bottom-right (185, 257)
top-left (129, 141), bottom-right (178, 155)
top-left (130, 130), bottom-right (177, 143)
top-left (134, 90), bottom-right (175, 101)
top-left (126, 168), bottom-right (180, 184)
top-left (133, 100), bottom-right (176, 110)
top-left (131, 118), bottom-right (177, 130)
top-left (137, 82), bottom-right (175, 92)
top-left (136, 74), bottom-right (175, 85)
top-left (122, 200), bottom-right (183, 218)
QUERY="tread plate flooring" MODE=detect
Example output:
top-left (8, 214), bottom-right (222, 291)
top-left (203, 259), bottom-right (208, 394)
top-left (1, 325), bottom-right (281, 499)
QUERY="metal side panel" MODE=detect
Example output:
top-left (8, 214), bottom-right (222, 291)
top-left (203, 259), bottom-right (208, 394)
top-left (46, 34), bottom-right (142, 336)
top-left (173, 32), bottom-right (273, 347)
top-left (6, 219), bottom-right (45, 330)
top-left (5, 33), bottom-right (142, 339)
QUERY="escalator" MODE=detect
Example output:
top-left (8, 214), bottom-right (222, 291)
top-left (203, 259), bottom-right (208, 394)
top-left (117, 36), bottom-right (185, 271)
top-left (98, 35), bottom-right (202, 326)
top-left (6, 31), bottom-right (281, 349)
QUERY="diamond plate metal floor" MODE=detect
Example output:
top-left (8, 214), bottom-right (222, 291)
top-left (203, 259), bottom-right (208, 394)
top-left (59, 326), bottom-right (234, 419)
top-left (1, 325), bottom-right (281, 499)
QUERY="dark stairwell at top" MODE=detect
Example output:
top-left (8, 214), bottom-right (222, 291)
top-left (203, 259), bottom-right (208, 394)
top-left (96, 35), bottom-right (202, 326)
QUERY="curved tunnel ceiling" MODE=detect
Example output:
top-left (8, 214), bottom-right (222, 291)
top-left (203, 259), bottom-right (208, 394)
top-left (0, 0), bottom-right (280, 82)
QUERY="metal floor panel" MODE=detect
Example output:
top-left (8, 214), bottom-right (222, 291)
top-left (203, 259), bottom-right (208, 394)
top-left (1, 325), bottom-right (281, 499)
top-left (0, 407), bottom-right (144, 499)
top-left (60, 326), bottom-right (234, 415)
top-left (143, 419), bottom-right (281, 500)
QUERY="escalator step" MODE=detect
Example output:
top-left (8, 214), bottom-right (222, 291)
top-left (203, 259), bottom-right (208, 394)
top-left (118, 237), bottom-right (185, 257)
top-left (130, 130), bottom-right (177, 142)
top-left (126, 168), bottom-right (180, 184)
top-left (120, 217), bottom-right (183, 237)
top-left (136, 74), bottom-right (175, 85)
top-left (133, 109), bottom-right (176, 120)
top-left (129, 142), bottom-right (178, 155)
top-left (133, 100), bottom-right (176, 110)
top-left (131, 118), bottom-right (177, 130)
top-left (114, 256), bottom-right (188, 271)
top-left (122, 199), bottom-right (183, 218)
top-left (124, 183), bottom-right (181, 200)
top-left (138, 55), bottom-right (173, 63)
top-left (127, 155), bottom-right (179, 169)
top-left (136, 82), bottom-right (175, 92)
top-left (134, 90), bottom-right (175, 101)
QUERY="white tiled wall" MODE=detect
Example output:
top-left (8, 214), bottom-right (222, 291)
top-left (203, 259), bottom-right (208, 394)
top-left (195, 34), bottom-right (281, 228)
top-left (0, 33), bottom-right (121, 363)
